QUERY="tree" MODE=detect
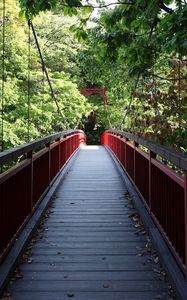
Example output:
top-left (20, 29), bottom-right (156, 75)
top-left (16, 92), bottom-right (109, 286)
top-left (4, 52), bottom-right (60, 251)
top-left (77, 2), bottom-right (187, 151)
top-left (0, 0), bottom-right (92, 149)
top-left (1, 0), bottom-right (186, 151)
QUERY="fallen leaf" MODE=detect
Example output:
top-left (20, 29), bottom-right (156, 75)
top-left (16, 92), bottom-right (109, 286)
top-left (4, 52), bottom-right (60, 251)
top-left (27, 258), bottom-right (33, 264)
top-left (132, 217), bottom-right (139, 222)
top-left (154, 257), bottom-right (159, 264)
top-left (67, 292), bottom-right (74, 297)
top-left (129, 213), bottom-right (137, 218)
top-left (153, 268), bottom-right (161, 274)
top-left (136, 246), bottom-right (142, 250)
top-left (161, 271), bottom-right (166, 277)
top-left (15, 273), bottom-right (23, 279)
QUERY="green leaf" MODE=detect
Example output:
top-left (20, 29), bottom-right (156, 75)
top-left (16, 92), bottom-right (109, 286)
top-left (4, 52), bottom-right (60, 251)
top-left (81, 6), bottom-right (94, 15)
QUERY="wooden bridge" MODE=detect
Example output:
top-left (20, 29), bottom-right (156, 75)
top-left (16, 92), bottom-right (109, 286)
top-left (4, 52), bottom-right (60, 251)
top-left (0, 130), bottom-right (187, 299)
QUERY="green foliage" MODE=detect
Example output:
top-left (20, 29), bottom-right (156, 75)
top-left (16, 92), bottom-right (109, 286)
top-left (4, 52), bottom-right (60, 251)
top-left (77, 1), bottom-right (187, 152)
top-left (18, 0), bottom-right (59, 19)
top-left (18, 0), bottom-right (93, 19)
top-left (1, 0), bottom-right (186, 152)
top-left (0, 1), bottom-right (92, 150)
top-left (92, 1), bottom-right (187, 76)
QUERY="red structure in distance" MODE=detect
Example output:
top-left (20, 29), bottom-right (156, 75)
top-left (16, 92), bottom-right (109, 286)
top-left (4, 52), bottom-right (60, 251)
top-left (80, 88), bottom-right (108, 105)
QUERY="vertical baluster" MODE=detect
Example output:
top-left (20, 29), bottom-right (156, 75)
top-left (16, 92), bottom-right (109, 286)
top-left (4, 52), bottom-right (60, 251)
top-left (134, 141), bottom-right (139, 184)
top-left (45, 142), bottom-right (51, 185)
top-left (149, 151), bottom-right (157, 212)
top-left (27, 150), bottom-right (33, 212)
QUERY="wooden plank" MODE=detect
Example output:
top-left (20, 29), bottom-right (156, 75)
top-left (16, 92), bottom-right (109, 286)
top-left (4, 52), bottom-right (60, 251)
top-left (32, 241), bottom-right (146, 249)
top-left (10, 291), bottom-right (170, 300)
top-left (18, 270), bottom-right (160, 281)
top-left (48, 212), bottom-right (132, 215)
top-left (8, 145), bottom-right (173, 300)
top-left (40, 236), bottom-right (145, 242)
top-left (45, 217), bottom-right (131, 222)
top-left (50, 209), bottom-right (129, 212)
top-left (20, 262), bottom-right (154, 272)
top-left (12, 280), bottom-right (167, 292)
top-left (44, 222), bottom-right (133, 227)
top-left (25, 254), bottom-right (151, 263)
top-left (42, 230), bottom-right (137, 235)
top-left (42, 227), bottom-right (135, 232)
top-left (32, 248), bottom-right (140, 255)
top-left (52, 204), bottom-right (129, 207)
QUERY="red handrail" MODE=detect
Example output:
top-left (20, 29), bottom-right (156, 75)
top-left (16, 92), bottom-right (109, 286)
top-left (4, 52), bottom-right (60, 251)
top-left (101, 130), bottom-right (187, 277)
top-left (0, 130), bottom-right (86, 262)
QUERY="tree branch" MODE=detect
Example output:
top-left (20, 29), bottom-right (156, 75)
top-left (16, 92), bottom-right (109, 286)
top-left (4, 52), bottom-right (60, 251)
top-left (85, 1), bottom-right (133, 8)
top-left (61, 1), bottom-right (134, 9)
top-left (158, 0), bottom-right (174, 14)
top-left (150, 73), bottom-right (187, 81)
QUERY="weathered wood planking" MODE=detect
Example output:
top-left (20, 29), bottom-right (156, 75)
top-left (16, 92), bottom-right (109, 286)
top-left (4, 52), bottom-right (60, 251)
top-left (9, 145), bottom-right (172, 300)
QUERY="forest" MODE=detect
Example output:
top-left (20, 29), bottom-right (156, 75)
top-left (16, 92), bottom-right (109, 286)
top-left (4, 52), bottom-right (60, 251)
top-left (0, 0), bottom-right (186, 152)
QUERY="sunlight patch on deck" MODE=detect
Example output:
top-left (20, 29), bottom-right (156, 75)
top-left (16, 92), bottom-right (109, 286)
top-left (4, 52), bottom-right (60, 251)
top-left (81, 145), bottom-right (100, 150)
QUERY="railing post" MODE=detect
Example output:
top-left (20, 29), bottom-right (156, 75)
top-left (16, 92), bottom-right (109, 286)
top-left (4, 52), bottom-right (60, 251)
top-left (119, 135), bottom-right (122, 161)
top-left (119, 136), bottom-right (121, 162)
top-left (149, 150), bottom-right (157, 211)
top-left (69, 136), bottom-right (71, 156)
top-left (0, 130), bottom-right (86, 260)
top-left (56, 137), bottom-right (61, 172)
top-left (73, 135), bottom-right (75, 150)
top-left (83, 132), bottom-right (86, 145)
top-left (103, 132), bottom-right (108, 145)
top-left (27, 150), bottom-right (33, 212)
top-left (125, 137), bottom-right (128, 169)
top-left (102, 129), bottom-right (187, 275)
top-left (121, 137), bottom-right (125, 168)
top-left (46, 142), bottom-right (51, 185)
top-left (64, 135), bottom-right (68, 160)
top-left (134, 141), bottom-right (139, 184)
top-left (115, 134), bottom-right (117, 156)
top-left (185, 171), bottom-right (187, 278)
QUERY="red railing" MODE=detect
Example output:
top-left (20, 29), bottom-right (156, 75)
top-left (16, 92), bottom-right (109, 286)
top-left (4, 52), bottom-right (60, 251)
top-left (0, 130), bottom-right (86, 261)
top-left (101, 130), bottom-right (187, 277)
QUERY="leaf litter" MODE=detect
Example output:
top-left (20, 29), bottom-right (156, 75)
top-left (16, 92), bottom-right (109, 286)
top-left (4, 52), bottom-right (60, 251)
top-left (125, 190), bottom-right (177, 300)
top-left (1, 190), bottom-right (177, 300)
top-left (1, 203), bottom-right (57, 299)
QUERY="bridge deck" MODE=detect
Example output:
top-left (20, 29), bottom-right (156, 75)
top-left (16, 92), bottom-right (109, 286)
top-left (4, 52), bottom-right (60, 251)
top-left (8, 146), bottom-right (172, 300)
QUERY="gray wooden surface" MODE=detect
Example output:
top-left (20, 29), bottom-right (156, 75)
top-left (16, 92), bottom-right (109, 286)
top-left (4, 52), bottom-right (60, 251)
top-left (9, 145), bottom-right (173, 300)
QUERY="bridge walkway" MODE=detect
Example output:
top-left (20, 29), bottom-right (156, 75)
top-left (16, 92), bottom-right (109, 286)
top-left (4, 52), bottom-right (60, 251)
top-left (8, 145), bottom-right (173, 300)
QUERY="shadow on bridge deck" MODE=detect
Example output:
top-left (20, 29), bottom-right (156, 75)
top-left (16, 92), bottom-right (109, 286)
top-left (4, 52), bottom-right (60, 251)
top-left (1, 146), bottom-right (177, 299)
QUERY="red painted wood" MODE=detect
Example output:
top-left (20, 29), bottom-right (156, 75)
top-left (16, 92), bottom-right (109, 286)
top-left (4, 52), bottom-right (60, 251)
top-left (101, 130), bottom-right (186, 277)
top-left (134, 150), bottom-right (149, 204)
top-left (126, 143), bottom-right (134, 181)
top-left (0, 131), bottom-right (86, 262)
top-left (151, 163), bottom-right (185, 265)
top-left (151, 158), bottom-right (184, 188)
top-left (0, 164), bottom-right (31, 257)
top-left (80, 88), bottom-right (108, 105)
